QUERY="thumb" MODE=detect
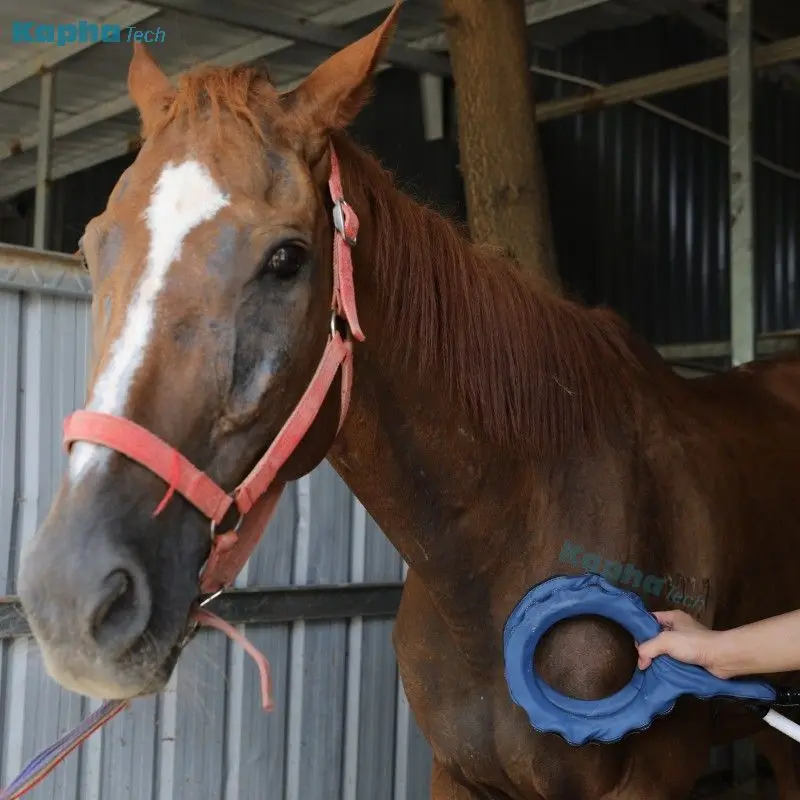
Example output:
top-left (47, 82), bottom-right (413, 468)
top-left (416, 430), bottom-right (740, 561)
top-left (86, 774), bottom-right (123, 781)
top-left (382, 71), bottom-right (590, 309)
top-left (636, 631), bottom-right (673, 666)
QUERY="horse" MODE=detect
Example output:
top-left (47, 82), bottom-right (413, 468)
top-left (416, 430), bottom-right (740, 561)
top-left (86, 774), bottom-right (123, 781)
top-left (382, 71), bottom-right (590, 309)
top-left (16, 3), bottom-right (800, 797)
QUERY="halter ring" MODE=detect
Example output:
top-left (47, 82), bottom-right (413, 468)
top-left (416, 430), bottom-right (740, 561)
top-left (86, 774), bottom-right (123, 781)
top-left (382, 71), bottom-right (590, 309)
top-left (209, 508), bottom-right (244, 540)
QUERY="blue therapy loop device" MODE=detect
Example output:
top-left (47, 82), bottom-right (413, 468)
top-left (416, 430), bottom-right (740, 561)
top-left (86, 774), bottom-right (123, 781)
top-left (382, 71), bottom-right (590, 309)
top-left (503, 573), bottom-right (800, 746)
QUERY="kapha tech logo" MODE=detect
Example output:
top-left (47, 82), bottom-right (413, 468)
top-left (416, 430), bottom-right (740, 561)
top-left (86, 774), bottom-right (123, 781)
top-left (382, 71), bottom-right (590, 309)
top-left (12, 21), bottom-right (166, 46)
top-left (558, 539), bottom-right (708, 613)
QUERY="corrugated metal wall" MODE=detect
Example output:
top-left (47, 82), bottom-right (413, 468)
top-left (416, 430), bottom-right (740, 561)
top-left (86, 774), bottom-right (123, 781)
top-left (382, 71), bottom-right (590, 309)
top-left (532, 16), bottom-right (800, 346)
top-left (0, 282), bottom-right (432, 798)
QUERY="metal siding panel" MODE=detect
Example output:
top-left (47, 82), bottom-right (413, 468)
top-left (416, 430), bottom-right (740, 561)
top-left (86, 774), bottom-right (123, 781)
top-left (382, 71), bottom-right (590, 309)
top-left (0, 290), bottom-right (20, 795)
top-left (225, 490), bottom-right (298, 799)
top-left (364, 512), bottom-right (403, 584)
top-left (170, 631), bottom-right (228, 800)
top-left (0, 291), bottom-right (20, 598)
top-left (299, 618), bottom-right (347, 798)
top-left (399, 702), bottom-right (433, 799)
top-left (357, 514), bottom-right (403, 800)
top-left (529, 15), bottom-right (800, 346)
top-left (99, 698), bottom-right (158, 800)
top-left (357, 620), bottom-right (398, 800)
top-left (2, 291), bottom-right (93, 800)
top-left (223, 624), bottom-right (290, 799)
top-left (294, 465), bottom-right (352, 799)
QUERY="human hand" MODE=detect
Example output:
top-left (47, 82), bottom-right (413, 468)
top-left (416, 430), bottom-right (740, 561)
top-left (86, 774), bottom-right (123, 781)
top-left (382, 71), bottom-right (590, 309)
top-left (636, 609), bottom-right (731, 678)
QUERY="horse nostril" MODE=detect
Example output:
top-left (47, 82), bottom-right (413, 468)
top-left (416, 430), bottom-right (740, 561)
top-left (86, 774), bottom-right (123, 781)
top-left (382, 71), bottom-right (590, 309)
top-left (90, 568), bottom-right (148, 651)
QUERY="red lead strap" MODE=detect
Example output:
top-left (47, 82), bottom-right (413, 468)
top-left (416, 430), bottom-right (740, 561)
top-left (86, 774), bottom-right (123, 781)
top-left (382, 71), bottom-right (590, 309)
top-left (2, 144), bottom-right (361, 800)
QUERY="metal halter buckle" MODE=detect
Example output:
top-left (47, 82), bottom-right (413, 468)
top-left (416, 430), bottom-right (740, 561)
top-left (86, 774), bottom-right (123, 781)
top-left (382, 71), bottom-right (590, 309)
top-left (332, 198), bottom-right (357, 247)
top-left (330, 310), bottom-right (352, 341)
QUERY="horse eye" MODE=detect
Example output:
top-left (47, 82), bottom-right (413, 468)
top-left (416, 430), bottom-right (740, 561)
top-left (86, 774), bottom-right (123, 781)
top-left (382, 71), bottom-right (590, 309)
top-left (264, 243), bottom-right (306, 280)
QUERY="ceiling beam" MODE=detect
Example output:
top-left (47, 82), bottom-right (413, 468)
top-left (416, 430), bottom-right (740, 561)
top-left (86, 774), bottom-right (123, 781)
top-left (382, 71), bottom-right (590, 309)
top-left (535, 33), bottom-right (800, 121)
top-left (0, 0), bottom-right (600, 168)
top-left (152, 0), bottom-right (450, 76)
top-left (520, 0), bottom-right (615, 24)
top-left (669, 0), bottom-right (800, 85)
top-left (0, 0), bottom-right (401, 163)
top-left (0, 0), bottom-right (445, 199)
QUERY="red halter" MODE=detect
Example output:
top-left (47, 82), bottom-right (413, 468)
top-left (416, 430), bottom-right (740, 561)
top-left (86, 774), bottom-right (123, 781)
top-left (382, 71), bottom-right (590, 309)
top-left (63, 143), bottom-right (362, 596)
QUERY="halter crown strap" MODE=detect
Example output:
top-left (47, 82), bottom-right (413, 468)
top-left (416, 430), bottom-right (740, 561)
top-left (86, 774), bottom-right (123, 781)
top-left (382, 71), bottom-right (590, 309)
top-left (329, 146), bottom-right (363, 341)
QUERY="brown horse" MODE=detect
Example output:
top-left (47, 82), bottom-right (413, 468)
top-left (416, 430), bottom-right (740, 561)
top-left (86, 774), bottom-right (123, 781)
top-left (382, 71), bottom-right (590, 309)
top-left (16, 3), bottom-right (800, 797)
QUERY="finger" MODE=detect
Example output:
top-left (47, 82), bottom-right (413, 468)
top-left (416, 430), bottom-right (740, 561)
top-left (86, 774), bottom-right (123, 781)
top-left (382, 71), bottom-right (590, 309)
top-left (650, 612), bottom-right (674, 631)
top-left (652, 609), bottom-right (689, 629)
top-left (636, 632), bottom-right (671, 661)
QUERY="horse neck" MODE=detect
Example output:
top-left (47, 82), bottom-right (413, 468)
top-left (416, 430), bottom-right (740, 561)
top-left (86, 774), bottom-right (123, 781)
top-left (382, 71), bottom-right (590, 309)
top-left (326, 136), bottom-right (675, 595)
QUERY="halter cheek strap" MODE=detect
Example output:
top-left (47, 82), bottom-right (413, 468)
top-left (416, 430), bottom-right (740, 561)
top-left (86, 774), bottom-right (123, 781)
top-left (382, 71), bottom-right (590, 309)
top-left (0, 144), bottom-right (361, 800)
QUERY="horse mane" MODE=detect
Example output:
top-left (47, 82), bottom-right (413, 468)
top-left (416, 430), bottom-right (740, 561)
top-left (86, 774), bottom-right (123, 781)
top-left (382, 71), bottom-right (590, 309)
top-left (331, 134), bottom-right (674, 459)
top-left (139, 63), bottom-right (676, 460)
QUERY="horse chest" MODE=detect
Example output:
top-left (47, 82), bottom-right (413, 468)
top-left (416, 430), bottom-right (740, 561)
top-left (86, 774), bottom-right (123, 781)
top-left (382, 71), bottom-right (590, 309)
top-left (393, 577), bottom-right (550, 797)
top-left (395, 629), bottom-right (614, 799)
top-left (392, 578), bottom-right (507, 774)
top-left (393, 574), bottom-right (634, 799)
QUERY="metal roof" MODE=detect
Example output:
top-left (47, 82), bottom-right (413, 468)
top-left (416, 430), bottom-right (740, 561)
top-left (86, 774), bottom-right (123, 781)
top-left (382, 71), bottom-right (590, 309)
top-left (0, 0), bottom-right (750, 201)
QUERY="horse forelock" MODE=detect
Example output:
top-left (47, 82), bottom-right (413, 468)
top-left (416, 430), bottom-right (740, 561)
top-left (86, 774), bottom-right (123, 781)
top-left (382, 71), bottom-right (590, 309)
top-left (140, 63), bottom-right (280, 144)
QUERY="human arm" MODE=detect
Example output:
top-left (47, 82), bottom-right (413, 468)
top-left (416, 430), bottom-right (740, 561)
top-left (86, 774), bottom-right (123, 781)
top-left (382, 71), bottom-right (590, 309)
top-left (636, 608), bottom-right (800, 679)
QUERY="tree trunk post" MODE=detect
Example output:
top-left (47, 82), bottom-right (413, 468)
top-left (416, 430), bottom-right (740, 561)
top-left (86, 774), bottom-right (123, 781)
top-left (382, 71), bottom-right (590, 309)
top-left (442, 0), bottom-right (560, 289)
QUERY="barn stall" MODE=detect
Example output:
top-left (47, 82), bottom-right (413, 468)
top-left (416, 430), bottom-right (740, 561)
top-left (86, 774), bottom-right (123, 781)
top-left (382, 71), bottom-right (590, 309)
top-left (1, 0), bottom-right (799, 797)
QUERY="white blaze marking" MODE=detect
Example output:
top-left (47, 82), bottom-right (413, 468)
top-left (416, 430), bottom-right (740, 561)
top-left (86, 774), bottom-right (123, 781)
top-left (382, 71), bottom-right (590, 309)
top-left (69, 160), bottom-right (229, 483)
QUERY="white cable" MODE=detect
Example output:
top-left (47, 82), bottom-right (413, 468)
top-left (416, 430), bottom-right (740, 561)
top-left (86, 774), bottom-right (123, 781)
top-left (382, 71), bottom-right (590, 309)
top-left (763, 709), bottom-right (800, 743)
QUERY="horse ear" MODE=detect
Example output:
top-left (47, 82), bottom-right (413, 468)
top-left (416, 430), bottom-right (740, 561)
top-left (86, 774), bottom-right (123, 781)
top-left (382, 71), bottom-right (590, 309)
top-left (284, 1), bottom-right (401, 138)
top-left (128, 42), bottom-right (173, 132)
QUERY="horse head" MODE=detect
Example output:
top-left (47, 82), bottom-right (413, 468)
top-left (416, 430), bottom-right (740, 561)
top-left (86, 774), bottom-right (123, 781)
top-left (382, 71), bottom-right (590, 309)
top-left (17, 2), bottom-right (401, 701)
